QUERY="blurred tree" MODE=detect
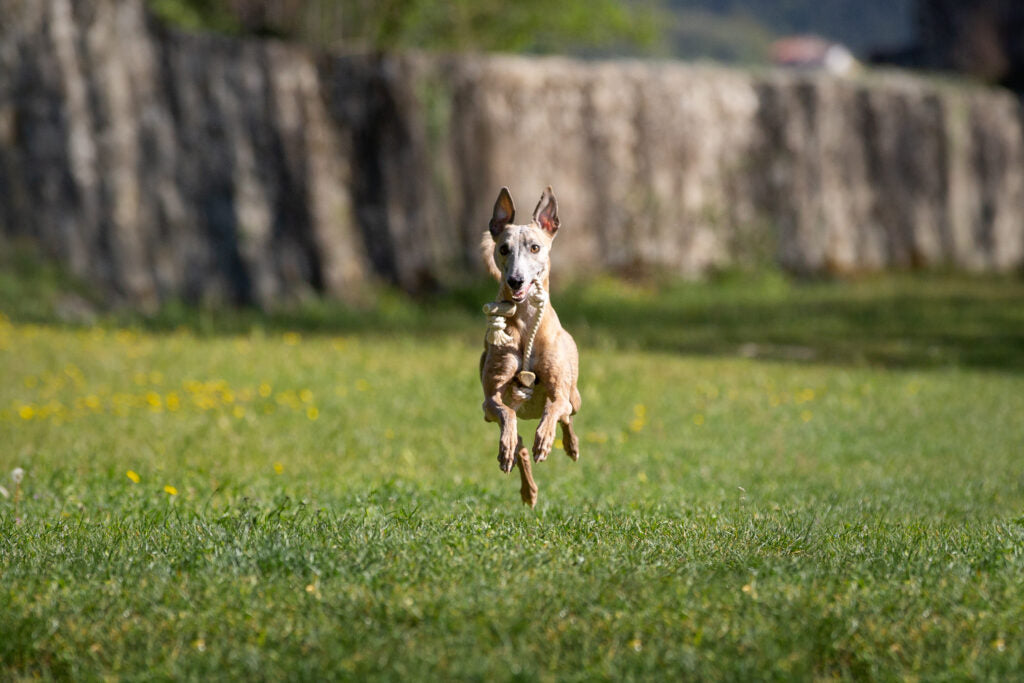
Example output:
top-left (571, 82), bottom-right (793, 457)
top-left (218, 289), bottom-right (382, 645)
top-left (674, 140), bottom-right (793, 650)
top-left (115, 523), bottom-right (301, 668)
top-left (147, 0), bottom-right (243, 33)
top-left (146, 0), bottom-right (924, 66)
top-left (917, 0), bottom-right (1024, 90)
top-left (146, 0), bottom-right (661, 54)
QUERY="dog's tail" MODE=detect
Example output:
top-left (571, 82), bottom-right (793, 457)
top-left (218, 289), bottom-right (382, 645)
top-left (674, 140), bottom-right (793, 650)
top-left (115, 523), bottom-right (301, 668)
top-left (480, 231), bottom-right (502, 281)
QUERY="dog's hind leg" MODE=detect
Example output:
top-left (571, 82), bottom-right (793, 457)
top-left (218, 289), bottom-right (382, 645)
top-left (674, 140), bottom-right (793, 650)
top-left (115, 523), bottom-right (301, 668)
top-left (516, 437), bottom-right (538, 507)
top-left (559, 416), bottom-right (580, 462)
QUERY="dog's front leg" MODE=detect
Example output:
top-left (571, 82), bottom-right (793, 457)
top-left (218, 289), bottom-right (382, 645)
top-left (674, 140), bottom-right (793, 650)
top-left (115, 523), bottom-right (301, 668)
top-left (484, 392), bottom-right (519, 473)
top-left (533, 396), bottom-right (573, 463)
top-left (482, 349), bottom-right (523, 474)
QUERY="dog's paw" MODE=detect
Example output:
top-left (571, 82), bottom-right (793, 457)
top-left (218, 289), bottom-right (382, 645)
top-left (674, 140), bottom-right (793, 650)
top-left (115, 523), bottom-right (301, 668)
top-left (560, 421), bottom-right (580, 462)
top-left (564, 437), bottom-right (579, 462)
top-left (532, 426), bottom-right (555, 463)
top-left (498, 431), bottom-right (518, 474)
top-left (520, 481), bottom-right (538, 507)
top-left (497, 449), bottom-right (515, 474)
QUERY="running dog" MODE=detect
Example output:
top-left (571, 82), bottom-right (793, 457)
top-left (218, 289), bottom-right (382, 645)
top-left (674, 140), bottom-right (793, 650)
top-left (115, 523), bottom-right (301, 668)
top-left (479, 186), bottom-right (581, 507)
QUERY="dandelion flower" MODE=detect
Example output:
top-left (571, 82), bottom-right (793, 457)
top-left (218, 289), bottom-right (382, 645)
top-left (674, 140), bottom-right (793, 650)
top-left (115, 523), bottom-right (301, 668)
top-left (306, 407), bottom-right (319, 421)
top-left (273, 462), bottom-right (284, 474)
top-left (11, 467), bottom-right (25, 485)
top-left (164, 485), bottom-right (178, 496)
top-left (796, 388), bottom-right (815, 403)
top-left (126, 470), bottom-right (141, 483)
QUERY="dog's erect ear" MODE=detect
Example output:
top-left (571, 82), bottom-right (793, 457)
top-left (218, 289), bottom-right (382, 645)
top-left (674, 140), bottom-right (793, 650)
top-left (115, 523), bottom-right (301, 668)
top-left (532, 186), bottom-right (560, 235)
top-left (489, 187), bottom-right (516, 238)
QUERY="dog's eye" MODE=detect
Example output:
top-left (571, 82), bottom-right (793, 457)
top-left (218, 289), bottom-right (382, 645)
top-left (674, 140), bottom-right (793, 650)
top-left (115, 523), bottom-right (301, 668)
top-left (530, 244), bottom-right (541, 254)
top-left (499, 244), bottom-right (510, 256)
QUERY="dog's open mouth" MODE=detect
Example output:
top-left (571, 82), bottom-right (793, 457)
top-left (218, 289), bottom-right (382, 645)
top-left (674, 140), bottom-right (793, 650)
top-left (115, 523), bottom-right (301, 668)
top-left (510, 281), bottom-right (532, 303)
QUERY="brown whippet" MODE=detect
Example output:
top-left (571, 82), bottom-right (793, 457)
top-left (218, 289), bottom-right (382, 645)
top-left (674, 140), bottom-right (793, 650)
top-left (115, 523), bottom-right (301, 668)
top-left (479, 186), bottom-right (582, 507)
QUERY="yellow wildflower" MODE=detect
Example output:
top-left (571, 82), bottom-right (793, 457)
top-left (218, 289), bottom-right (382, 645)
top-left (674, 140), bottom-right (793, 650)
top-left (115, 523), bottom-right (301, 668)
top-left (796, 388), bottom-right (815, 403)
top-left (164, 485), bottom-right (178, 496)
top-left (126, 470), bottom-right (140, 483)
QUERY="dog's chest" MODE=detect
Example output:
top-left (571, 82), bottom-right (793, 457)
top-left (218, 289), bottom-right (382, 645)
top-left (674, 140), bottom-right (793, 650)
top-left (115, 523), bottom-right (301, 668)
top-left (510, 381), bottom-right (546, 420)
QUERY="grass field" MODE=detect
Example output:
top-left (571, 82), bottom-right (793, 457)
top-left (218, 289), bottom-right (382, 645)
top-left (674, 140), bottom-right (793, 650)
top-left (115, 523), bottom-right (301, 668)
top-left (2, 268), bottom-right (1024, 679)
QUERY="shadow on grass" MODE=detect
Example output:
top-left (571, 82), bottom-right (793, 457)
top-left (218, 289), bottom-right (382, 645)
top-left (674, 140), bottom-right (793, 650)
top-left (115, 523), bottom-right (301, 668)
top-left (3, 239), bottom-right (1023, 372)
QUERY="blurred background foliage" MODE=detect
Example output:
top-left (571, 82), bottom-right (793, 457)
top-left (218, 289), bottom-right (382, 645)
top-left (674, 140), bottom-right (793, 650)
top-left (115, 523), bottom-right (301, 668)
top-left (145, 0), bottom-right (913, 61)
top-left (146, 0), bottom-right (661, 54)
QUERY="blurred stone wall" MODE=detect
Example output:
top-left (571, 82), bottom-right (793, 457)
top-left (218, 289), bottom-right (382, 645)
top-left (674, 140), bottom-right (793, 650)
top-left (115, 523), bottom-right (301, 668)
top-left (2, 0), bottom-right (1023, 307)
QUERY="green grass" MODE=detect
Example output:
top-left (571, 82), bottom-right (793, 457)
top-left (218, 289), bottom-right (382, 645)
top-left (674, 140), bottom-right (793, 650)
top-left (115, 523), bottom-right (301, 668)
top-left (2, 270), bottom-right (1024, 679)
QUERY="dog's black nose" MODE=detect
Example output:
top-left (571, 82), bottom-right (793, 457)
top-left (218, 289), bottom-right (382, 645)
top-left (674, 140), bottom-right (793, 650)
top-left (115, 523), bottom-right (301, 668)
top-left (507, 276), bottom-right (524, 291)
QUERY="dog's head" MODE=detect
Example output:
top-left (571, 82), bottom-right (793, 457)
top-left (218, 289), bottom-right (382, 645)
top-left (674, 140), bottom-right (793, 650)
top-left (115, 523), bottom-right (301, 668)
top-left (486, 186), bottom-right (560, 303)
